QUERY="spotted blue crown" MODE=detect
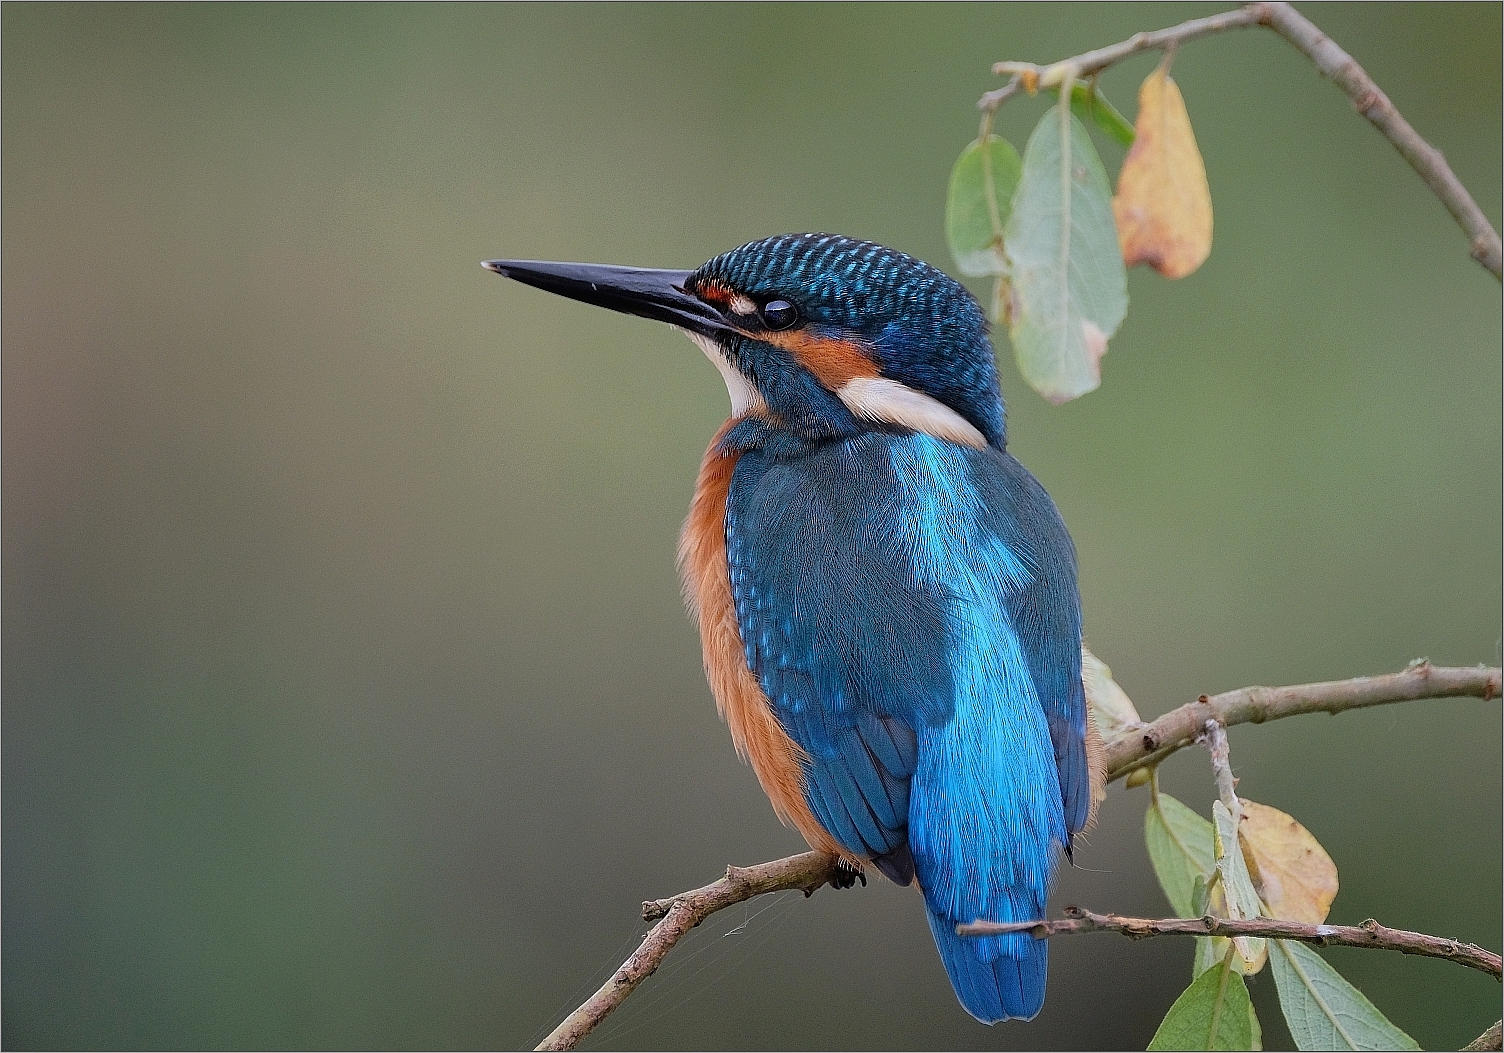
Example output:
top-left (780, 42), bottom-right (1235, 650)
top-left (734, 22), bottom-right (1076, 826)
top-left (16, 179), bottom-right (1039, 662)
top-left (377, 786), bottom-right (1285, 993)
top-left (693, 234), bottom-right (1008, 448)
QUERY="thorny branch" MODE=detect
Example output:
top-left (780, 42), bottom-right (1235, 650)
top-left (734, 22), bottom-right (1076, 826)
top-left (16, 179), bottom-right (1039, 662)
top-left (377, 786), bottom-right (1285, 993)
top-left (957, 907), bottom-right (1504, 980)
top-left (533, 664), bottom-right (1499, 1050)
top-left (979, 2), bottom-right (1503, 279)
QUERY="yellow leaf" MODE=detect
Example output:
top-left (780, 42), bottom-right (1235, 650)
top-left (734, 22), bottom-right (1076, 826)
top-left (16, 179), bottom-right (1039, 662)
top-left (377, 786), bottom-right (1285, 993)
top-left (1238, 799), bottom-right (1339, 924)
top-left (1112, 66), bottom-right (1212, 278)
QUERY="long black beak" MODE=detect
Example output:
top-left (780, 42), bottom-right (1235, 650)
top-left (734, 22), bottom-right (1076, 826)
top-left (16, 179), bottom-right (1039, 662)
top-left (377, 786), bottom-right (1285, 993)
top-left (481, 259), bottom-right (736, 338)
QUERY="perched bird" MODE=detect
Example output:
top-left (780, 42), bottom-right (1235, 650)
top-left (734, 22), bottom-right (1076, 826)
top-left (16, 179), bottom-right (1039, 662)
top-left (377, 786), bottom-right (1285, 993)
top-left (483, 234), bottom-right (1102, 1023)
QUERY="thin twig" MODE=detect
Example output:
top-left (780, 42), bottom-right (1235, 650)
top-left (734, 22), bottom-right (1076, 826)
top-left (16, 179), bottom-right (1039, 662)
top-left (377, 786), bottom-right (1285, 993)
top-left (535, 852), bottom-right (841, 1050)
top-left (1463, 1020), bottom-right (1504, 1052)
top-left (1256, 3), bottom-right (1503, 277)
top-left (986, 7), bottom-right (1262, 90)
top-left (1197, 720), bottom-right (1242, 819)
top-left (979, 2), bottom-right (1503, 279)
top-left (958, 906), bottom-right (1503, 980)
top-left (1109, 662), bottom-right (1500, 782)
top-left (535, 663), bottom-right (1499, 1049)
top-left (977, 74), bottom-right (1023, 114)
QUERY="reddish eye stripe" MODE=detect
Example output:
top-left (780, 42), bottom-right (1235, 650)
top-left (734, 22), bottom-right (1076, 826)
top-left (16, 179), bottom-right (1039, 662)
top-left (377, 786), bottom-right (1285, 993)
top-left (692, 278), bottom-right (735, 308)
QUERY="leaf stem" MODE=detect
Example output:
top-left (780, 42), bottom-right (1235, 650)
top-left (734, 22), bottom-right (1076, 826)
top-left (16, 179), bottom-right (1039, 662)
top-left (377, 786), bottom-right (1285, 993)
top-left (978, 112), bottom-right (1006, 250)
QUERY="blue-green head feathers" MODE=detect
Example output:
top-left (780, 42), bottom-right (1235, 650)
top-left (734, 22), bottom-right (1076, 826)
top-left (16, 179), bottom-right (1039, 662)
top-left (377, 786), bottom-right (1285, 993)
top-left (689, 234), bottom-right (1006, 448)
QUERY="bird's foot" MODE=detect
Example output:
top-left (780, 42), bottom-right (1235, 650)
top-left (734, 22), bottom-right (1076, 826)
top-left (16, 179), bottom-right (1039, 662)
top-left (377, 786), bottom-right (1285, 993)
top-left (830, 858), bottom-right (867, 890)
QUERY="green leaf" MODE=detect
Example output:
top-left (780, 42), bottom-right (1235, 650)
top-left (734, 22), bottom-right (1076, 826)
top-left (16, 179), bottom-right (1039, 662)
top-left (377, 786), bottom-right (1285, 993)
top-left (1146, 790), bottom-right (1216, 918)
top-left (944, 135), bottom-right (1022, 277)
top-left (1003, 101), bottom-right (1128, 403)
top-left (1190, 871), bottom-right (1220, 980)
top-left (1149, 954), bottom-right (1263, 1051)
top-left (1053, 82), bottom-right (1136, 147)
top-left (1269, 940), bottom-right (1420, 1051)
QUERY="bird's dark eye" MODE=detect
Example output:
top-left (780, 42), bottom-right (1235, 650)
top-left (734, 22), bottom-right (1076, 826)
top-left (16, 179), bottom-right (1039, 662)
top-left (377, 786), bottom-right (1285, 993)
top-left (761, 299), bottom-right (798, 330)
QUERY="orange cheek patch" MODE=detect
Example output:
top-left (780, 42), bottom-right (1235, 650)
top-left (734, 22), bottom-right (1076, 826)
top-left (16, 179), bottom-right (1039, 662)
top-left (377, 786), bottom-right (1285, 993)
top-left (761, 330), bottom-right (880, 390)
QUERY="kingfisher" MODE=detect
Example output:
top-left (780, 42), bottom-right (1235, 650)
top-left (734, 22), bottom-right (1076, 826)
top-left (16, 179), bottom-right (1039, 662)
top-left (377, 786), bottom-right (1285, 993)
top-left (483, 234), bottom-right (1103, 1023)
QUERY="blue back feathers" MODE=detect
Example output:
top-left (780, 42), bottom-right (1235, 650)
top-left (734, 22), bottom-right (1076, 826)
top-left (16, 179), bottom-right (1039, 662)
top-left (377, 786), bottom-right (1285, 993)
top-left (722, 421), bottom-right (1085, 1022)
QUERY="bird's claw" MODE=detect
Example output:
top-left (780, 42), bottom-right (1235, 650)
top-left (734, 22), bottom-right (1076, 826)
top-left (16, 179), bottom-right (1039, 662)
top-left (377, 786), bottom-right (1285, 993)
top-left (831, 859), bottom-right (867, 890)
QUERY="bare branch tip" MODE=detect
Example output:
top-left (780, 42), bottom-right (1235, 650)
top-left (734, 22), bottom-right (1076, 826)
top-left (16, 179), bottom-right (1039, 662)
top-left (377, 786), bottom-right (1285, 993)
top-left (1461, 1019), bottom-right (1503, 1052)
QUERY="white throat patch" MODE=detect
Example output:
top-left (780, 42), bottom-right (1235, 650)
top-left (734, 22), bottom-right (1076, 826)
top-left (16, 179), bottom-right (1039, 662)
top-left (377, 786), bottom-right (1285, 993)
top-left (680, 329), bottom-right (765, 418)
top-left (676, 329), bottom-right (986, 449)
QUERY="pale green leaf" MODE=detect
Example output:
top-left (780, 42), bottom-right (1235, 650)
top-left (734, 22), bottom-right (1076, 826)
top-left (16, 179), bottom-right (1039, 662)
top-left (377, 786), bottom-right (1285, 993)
top-left (1214, 801), bottom-right (1267, 971)
top-left (1081, 645), bottom-right (1142, 740)
top-left (945, 136), bottom-right (1022, 277)
top-left (1194, 933), bottom-right (1219, 979)
top-left (1270, 940), bottom-right (1420, 1051)
top-left (1149, 955), bottom-right (1262, 1051)
top-left (1146, 791), bottom-right (1216, 918)
top-left (1004, 102), bottom-right (1128, 403)
top-left (1190, 875), bottom-right (1219, 978)
top-left (1194, 933), bottom-right (1264, 979)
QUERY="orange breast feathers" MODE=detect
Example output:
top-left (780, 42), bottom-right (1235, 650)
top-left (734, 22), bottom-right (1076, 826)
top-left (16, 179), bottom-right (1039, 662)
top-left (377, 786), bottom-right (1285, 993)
top-left (676, 420), bottom-right (847, 860)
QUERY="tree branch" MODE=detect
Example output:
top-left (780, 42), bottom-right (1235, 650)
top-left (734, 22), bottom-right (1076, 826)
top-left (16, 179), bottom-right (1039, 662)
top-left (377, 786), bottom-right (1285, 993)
top-left (958, 906), bottom-right (1503, 980)
top-left (535, 852), bottom-right (842, 1051)
top-left (986, 7), bottom-right (1263, 90)
top-left (1108, 662), bottom-right (1500, 782)
top-left (536, 663), bottom-right (1498, 1049)
top-left (980, 2), bottom-right (1503, 279)
top-left (1256, 3), bottom-right (1504, 278)
top-left (1463, 1020), bottom-right (1504, 1052)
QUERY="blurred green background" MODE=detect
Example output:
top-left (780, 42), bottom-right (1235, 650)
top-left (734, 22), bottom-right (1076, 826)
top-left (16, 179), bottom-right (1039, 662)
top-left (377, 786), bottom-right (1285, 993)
top-left (4, 3), bottom-right (1499, 1049)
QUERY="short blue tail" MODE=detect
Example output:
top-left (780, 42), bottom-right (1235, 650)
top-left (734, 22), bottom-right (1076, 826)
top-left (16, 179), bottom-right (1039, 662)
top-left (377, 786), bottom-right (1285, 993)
top-left (925, 905), bottom-right (1047, 1023)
